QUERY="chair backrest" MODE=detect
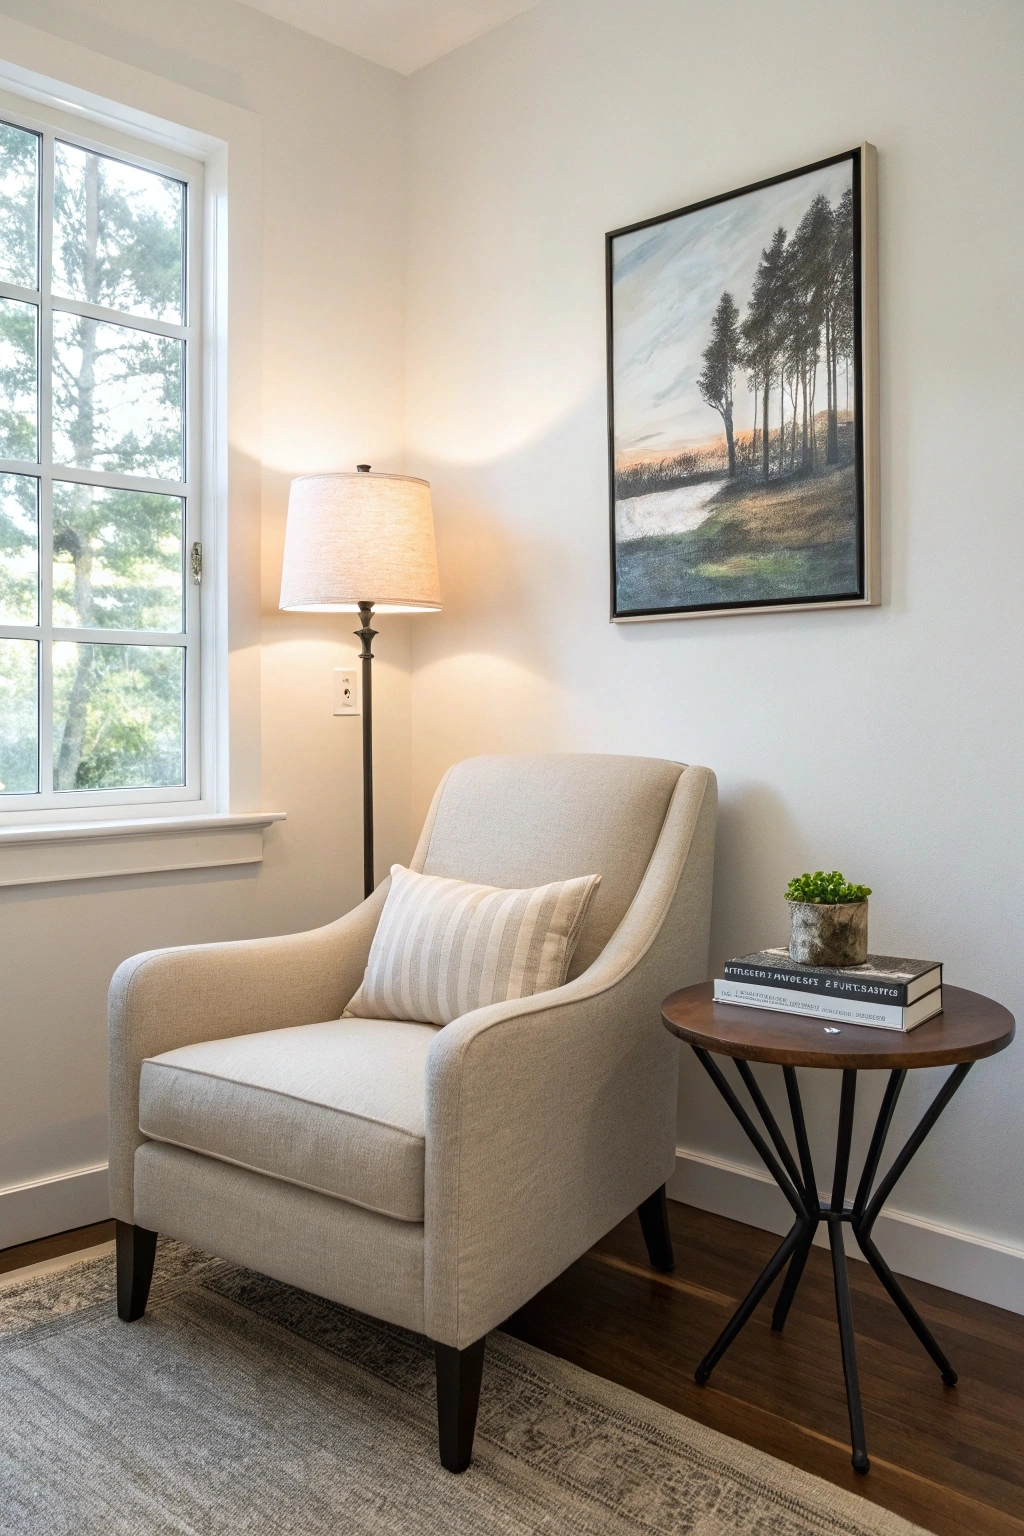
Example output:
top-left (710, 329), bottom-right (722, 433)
top-left (412, 753), bottom-right (684, 976)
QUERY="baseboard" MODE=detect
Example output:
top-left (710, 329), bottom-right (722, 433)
top-left (668, 1146), bottom-right (1024, 1317)
top-left (0, 1162), bottom-right (110, 1250)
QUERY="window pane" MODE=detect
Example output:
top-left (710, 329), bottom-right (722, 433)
top-left (0, 472), bottom-right (38, 623)
top-left (53, 641), bottom-right (184, 790)
top-left (53, 482), bottom-right (183, 632)
top-left (52, 312), bottom-right (183, 480)
top-left (0, 637), bottom-right (38, 793)
top-left (0, 121), bottom-right (39, 288)
top-left (53, 141), bottom-right (184, 322)
top-left (0, 297), bottom-right (37, 460)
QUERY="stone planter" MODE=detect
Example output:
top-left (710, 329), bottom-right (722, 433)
top-left (788, 900), bottom-right (868, 967)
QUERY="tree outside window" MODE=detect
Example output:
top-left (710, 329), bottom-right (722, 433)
top-left (0, 115), bottom-right (197, 803)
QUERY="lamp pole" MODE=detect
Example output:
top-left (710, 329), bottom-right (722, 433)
top-left (353, 463), bottom-right (378, 898)
top-left (355, 597), bottom-right (378, 899)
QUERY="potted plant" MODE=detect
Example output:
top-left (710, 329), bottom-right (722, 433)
top-left (785, 870), bottom-right (871, 967)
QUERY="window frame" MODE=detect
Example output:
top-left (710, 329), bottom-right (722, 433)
top-left (0, 96), bottom-right (204, 817)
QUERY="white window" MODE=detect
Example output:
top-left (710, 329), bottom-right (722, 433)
top-left (0, 103), bottom-right (202, 814)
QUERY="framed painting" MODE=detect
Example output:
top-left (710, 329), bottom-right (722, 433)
top-left (607, 145), bottom-right (878, 621)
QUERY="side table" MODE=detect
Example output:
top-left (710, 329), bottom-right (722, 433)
top-left (661, 982), bottom-right (1015, 1473)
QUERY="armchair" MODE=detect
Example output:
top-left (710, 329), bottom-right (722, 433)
top-left (109, 753), bottom-right (717, 1470)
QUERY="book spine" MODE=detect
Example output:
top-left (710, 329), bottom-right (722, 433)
top-left (722, 962), bottom-right (909, 1005)
top-left (713, 979), bottom-right (916, 1030)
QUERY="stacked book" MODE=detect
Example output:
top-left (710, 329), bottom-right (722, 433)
top-left (713, 950), bottom-right (943, 1032)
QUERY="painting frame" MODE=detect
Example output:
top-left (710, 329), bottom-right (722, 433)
top-left (607, 144), bottom-right (879, 623)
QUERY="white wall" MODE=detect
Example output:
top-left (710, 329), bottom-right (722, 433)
top-left (3, 0), bottom-right (1023, 1314)
top-left (405, 0), bottom-right (1024, 1305)
top-left (0, 0), bottom-right (413, 1243)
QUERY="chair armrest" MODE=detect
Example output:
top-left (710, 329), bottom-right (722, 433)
top-left (423, 973), bottom-right (681, 1347)
top-left (423, 764), bottom-right (716, 1347)
top-left (108, 885), bottom-right (387, 1222)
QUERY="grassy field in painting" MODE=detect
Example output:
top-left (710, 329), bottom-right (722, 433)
top-left (615, 462), bottom-right (859, 612)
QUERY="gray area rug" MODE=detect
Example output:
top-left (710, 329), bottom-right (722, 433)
top-left (0, 1242), bottom-right (931, 1536)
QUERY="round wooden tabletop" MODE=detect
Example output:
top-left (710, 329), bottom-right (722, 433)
top-left (661, 982), bottom-right (1015, 1070)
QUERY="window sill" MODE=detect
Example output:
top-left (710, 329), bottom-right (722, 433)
top-left (0, 812), bottom-right (286, 888)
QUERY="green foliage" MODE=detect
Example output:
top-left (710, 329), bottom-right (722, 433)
top-left (52, 643), bottom-right (183, 790)
top-left (698, 291), bottom-right (741, 472)
top-left (831, 188), bottom-right (855, 365)
top-left (0, 636), bottom-right (38, 793)
top-left (52, 314), bottom-right (183, 480)
top-left (785, 870), bottom-right (871, 905)
top-left (52, 483), bottom-right (182, 632)
top-left (0, 295), bottom-right (38, 459)
top-left (0, 122), bottom-right (38, 286)
top-left (49, 143), bottom-right (184, 481)
top-left (0, 133), bottom-right (187, 798)
top-left (728, 189), bottom-right (854, 482)
top-left (0, 472), bottom-right (38, 623)
top-left (53, 141), bottom-right (183, 319)
top-left (741, 225), bottom-right (790, 380)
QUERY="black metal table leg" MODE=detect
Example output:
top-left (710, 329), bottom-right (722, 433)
top-left (772, 1066), bottom-right (819, 1333)
top-left (854, 1228), bottom-right (957, 1385)
top-left (695, 1216), bottom-right (811, 1384)
top-left (829, 1071), bottom-right (869, 1472)
top-left (770, 1228), bottom-right (814, 1332)
top-left (734, 1060), bottom-right (806, 1196)
top-left (692, 1049), bottom-right (812, 1222)
top-left (687, 1045), bottom-right (972, 1476)
top-left (851, 1062), bottom-right (973, 1386)
top-left (829, 1216), bottom-right (868, 1472)
top-left (691, 1048), bottom-right (816, 1387)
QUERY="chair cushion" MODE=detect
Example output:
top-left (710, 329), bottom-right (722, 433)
top-left (138, 1017), bottom-right (439, 1222)
top-left (345, 863), bottom-right (601, 1026)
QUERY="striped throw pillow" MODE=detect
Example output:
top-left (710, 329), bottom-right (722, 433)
top-left (346, 864), bottom-right (601, 1026)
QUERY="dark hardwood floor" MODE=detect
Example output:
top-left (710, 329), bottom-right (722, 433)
top-left (4, 1204), bottom-right (1023, 1534)
top-left (505, 1200), bottom-right (1024, 1536)
top-left (0, 1218), bottom-right (114, 1276)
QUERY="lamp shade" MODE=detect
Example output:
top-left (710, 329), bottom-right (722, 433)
top-left (279, 471), bottom-right (441, 613)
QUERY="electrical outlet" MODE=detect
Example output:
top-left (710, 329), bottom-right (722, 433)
top-left (333, 668), bottom-right (359, 715)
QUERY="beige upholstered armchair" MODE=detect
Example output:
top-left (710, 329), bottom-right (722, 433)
top-left (109, 753), bottom-right (717, 1470)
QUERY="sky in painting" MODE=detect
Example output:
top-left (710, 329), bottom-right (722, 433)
top-left (611, 160), bottom-right (853, 458)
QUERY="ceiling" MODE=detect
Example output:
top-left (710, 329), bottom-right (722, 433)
top-left (235, 0), bottom-right (542, 75)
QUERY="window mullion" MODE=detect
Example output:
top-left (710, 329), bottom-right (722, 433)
top-left (0, 279), bottom-right (40, 304)
top-left (184, 174), bottom-right (201, 800)
top-left (52, 627), bottom-right (188, 647)
top-left (50, 292), bottom-right (188, 342)
top-left (38, 128), bottom-right (55, 801)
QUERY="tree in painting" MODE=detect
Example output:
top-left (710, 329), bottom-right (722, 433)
top-left (611, 157), bottom-right (861, 615)
top-left (697, 291), bottom-right (740, 477)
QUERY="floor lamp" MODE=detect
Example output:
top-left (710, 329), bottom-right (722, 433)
top-left (279, 465), bottom-right (441, 898)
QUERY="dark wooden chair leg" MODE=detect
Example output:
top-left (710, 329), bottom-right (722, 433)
top-left (115, 1220), bottom-right (158, 1322)
top-left (637, 1184), bottom-right (675, 1273)
top-left (433, 1336), bottom-right (486, 1472)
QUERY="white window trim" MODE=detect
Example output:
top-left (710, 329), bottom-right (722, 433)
top-left (0, 809), bottom-right (285, 887)
top-left (0, 41), bottom-right (282, 883)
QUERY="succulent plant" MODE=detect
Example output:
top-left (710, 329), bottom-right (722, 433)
top-left (785, 870), bottom-right (871, 905)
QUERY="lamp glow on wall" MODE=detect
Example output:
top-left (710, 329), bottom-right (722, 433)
top-left (280, 465), bottom-right (441, 898)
